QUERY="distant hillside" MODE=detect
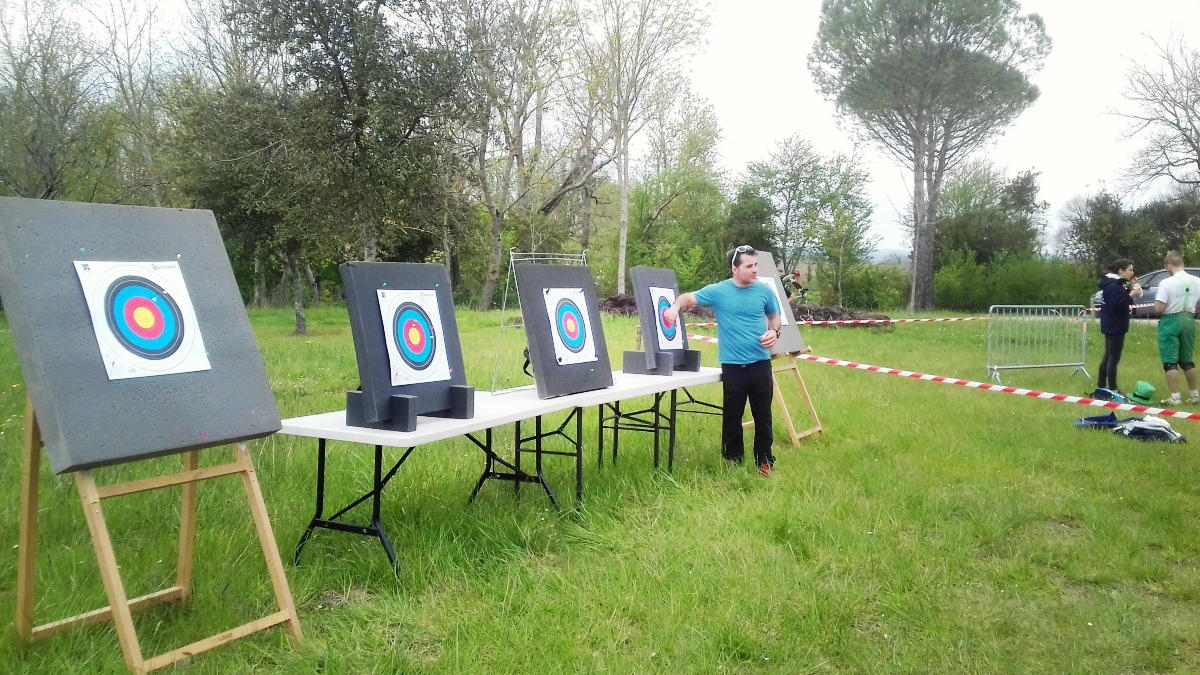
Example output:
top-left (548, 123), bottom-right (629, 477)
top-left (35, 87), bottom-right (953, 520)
top-left (870, 248), bottom-right (910, 265)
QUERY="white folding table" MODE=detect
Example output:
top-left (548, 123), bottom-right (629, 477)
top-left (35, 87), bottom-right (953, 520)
top-left (280, 367), bottom-right (721, 566)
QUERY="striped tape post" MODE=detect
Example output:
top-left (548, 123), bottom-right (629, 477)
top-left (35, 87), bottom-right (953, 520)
top-left (683, 332), bottom-right (1200, 422)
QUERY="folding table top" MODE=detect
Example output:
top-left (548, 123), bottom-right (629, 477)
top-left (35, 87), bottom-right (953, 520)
top-left (280, 367), bottom-right (721, 447)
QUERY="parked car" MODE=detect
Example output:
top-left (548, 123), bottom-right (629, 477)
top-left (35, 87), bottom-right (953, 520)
top-left (1091, 267), bottom-right (1200, 317)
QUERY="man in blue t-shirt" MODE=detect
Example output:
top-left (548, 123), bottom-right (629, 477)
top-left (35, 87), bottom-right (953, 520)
top-left (664, 245), bottom-right (782, 475)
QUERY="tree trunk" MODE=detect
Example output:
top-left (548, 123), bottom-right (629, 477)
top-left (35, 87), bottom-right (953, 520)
top-left (580, 182), bottom-right (593, 251)
top-left (909, 142), bottom-right (935, 312)
top-left (442, 208), bottom-right (454, 294)
top-left (251, 252), bottom-right (263, 308)
top-left (616, 128), bottom-right (630, 295)
top-left (287, 244), bottom-right (307, 335)
top-left (305, 262), bottom-right (319, 308)
top-left (477, 210), bottom-right (505, 311)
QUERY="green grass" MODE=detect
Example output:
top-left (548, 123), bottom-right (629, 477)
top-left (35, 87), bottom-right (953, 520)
top-left (2, 307), bottom-right (1200, 673)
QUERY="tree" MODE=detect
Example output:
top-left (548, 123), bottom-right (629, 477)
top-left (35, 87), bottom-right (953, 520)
top-left (745, 136), bottom-right (872, 275)
top-left (934, 160), bottom-right (1047, 268)
top-left (231, 0), bottom-right (461, 263)
top-left (1120, 36), bottom-right (1200, 190)
top-left (0, 0), bottom-right (114, 200)
top-left (815, 196), bottom-right (875, 307)
top-left (809, 0), bottom-right (1051, 310)
top-left (1059, 190), bottom-right (1161, 276)
top-left (582, 0), bottom-right (707, 294)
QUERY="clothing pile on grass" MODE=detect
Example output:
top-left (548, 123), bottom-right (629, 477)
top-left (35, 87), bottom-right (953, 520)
top-left (1076, 381), bottom-right (1186, 443)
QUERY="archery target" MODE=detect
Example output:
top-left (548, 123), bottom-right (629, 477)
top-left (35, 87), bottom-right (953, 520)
top-left (543, 287), bottom-right (597, 365)
top-left (648, 286), bottom-right (683, 351)
top-left (377, 289), bottom-right (451, 386)
top-left (74, 261), bottom-right (211, 380)
top-left (756, 276), bottom-right (791, 325)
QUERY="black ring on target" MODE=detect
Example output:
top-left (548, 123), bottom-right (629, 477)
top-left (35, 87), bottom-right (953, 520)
top-left (392, 301), bottom-right (437, 370)
top-left (554, 298), bottom-right (587, 353)
top-left (656, 295), bottom-right (677, 341)
top-left (104, 276), bottom-right (185, 360)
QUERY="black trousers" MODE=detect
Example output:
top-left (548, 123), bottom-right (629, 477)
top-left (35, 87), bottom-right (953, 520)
top-left (721, 360), bottom-right (775, 466)
top-left (1098, 333), bottom-right (1126, 391)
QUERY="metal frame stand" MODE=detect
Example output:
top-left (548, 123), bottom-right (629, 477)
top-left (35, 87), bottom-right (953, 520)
top-left (294, 439), bottom-right (415, 569)
top-left (510, 409), bottom-right (584, 507)
top-left (598, 386), bottom-right (724, 473)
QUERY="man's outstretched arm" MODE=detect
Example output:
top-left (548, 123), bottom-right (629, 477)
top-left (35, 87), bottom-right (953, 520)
top-left (663, 292), bottom-right (697, 325)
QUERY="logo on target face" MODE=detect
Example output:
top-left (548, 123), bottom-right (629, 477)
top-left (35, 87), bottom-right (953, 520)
top-left (392, 301), bottom-right (437, 370)
top-left (555, 298), bottom-right (587, 353)
top-left (656, 296), bottom-right (677, 341)
top-left (104, 276), bottom-right (185, 360)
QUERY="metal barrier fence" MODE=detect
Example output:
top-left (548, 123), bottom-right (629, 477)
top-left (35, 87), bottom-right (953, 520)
top-left (987, 305), bottom-right (1089, 383)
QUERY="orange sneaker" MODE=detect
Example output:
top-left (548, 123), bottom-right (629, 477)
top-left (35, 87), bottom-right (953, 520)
top-left (759, 462), bottom-right (772, 477)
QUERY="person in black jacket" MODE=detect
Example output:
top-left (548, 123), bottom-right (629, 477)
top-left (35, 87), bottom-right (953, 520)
top-left (1096, 259), bottom-right (1143, 396)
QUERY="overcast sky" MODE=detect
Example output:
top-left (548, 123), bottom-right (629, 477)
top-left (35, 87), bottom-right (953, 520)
top-left (688, 0), bottom-right (1200, 252)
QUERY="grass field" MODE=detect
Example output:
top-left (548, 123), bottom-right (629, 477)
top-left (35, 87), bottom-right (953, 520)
top-left (1, 307), bottom-right (1199, 674)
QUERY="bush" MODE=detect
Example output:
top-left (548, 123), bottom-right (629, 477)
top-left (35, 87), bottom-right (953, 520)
top-left (934, 252), bottom-right (1095, 311)
top-left (814, 262), bottom-right (908, 310)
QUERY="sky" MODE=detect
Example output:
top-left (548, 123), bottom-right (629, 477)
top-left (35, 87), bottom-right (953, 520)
top-left (687, 0), bottom-right (1200, 252)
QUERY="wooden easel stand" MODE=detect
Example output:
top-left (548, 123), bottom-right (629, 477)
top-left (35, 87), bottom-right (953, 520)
top-left (743, 350), bottom-right (823, 445)
top-left (15, 398), bottom-right (302, 674)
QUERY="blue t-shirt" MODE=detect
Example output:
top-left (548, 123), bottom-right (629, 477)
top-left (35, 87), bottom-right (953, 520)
top-left (693, 279), bottom-right (780, 364)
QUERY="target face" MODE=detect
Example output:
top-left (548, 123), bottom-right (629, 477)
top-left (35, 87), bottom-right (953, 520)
top-left (377, 289), bottom-right (451, 385)
top-left (74, 261), bottom-right (211, 380)
top-left (648, 286), bottom-right (683, 351)
top-left (543, 287), bottom-right (597, 365)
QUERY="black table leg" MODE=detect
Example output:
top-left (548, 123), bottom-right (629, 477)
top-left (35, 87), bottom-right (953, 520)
top-left (652, 392), bottom-right (662, 469)
top-left (295, 439), bottom-right (412, 569)
top-left (575, 406), bottom-right (583, 505)
top-left (669, 388), bottom-right (678, 472)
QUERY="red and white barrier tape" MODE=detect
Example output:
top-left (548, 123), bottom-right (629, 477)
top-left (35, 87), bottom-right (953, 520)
top-left (687, 317), bottom-right (982, 326)
top-left (794, 353), bottom-right (1200, 421)
top-left (683, 332), bottom-right (1200, 421)
top-left (1081, 302), bottom-right (1155, 313)
top-left (798, 317), bottom-right (981, 325)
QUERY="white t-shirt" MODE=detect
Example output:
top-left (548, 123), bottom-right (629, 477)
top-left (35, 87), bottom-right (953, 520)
top-left (1156, 270), bottom-right (1200, 314)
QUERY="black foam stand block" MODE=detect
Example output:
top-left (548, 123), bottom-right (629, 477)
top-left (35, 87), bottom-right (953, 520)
top-left (425, 385), bottom-right (475, 419)
top-left (623, 350), bottom-right (675, 376)
top-left (680, 349), bottom-right (702, 372)
top-left (346, 390), bottom-right (419, 432)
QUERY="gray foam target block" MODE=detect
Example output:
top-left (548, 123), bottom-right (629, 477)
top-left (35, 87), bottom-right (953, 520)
top-left (515, 264), bottom-right (613, 398)
top-left (340, 262), bottom-right (472, 428)
top-left (0, 197), bottom-right (280, 473)
top-left (755, 251), bottom-right (805, 355)
top-left (626, 266), bottom-right (700, 374)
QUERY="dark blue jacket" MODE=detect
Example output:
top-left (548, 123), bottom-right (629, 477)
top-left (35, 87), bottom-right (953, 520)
top-left (1098, 275), bottom-right (1133, 335)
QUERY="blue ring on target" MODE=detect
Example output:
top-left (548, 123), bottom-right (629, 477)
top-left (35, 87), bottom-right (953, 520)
top-left (656, 296), bottom-right (677, 341)
top-left (104, 276), bottom-right (184, 360)
top-left (555, 298), bottom-right (587, 353)
top-left (393, 301), bottom-right (437, 370)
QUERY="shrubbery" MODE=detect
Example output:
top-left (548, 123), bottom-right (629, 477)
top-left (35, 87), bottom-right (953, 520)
top-left (933, 252), bottom-right (1094, 311)
top-left (814, 263), bottom-right (908, 310)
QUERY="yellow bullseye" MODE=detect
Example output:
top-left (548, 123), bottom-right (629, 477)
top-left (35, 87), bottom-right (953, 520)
top-left (408, 325), bottom-right (421, 345)
top-left (133, 306), bottom-right (156, 329)
top-left (566, 317), bottom-right (577, 333)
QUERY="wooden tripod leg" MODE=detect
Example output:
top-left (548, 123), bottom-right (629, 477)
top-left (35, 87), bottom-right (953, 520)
top-left (790, 365), bottom-right (823, 436)
top-left (16, 397), bottom-right (41, 641)
top-left (232, 443), bottom-right (303, 641)
top-left (771, 370), bottom-right (802, 446)
top-left (176, 450), bottom-right (200, 605)
top-left (75, 470), bottom-right (146, 674)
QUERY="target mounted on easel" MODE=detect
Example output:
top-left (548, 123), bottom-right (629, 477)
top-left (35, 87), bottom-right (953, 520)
top-left (515, 264), bottom-right (613, 398)
top-left (75, 261), bottom-right (211, 380)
